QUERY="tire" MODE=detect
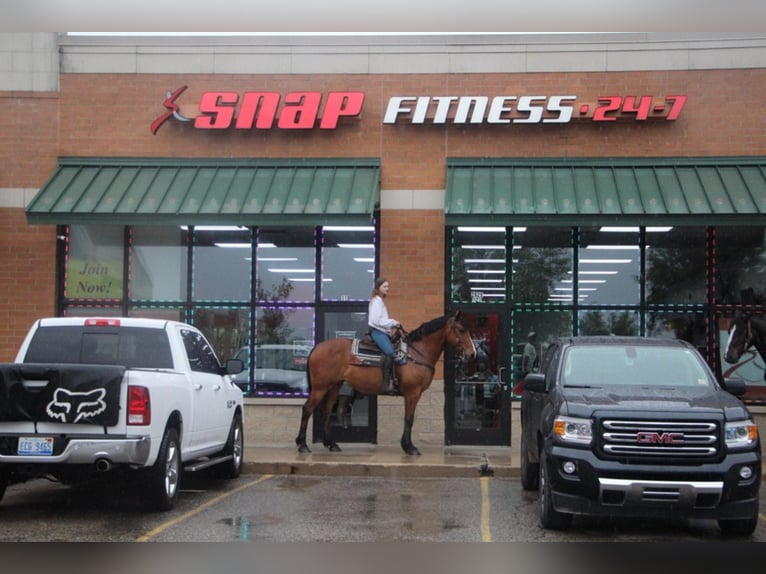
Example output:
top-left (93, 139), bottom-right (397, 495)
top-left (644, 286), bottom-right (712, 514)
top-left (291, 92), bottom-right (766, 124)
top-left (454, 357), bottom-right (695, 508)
top-left (539, 451), bottom-right (573, 530)
top-left (145, 427), bottom-right (182, 511)
top-left (216, 413), bottom-right (244, 479)
top-left (0, 468), bottom-right (8, 504)
top-left (520, 433), bottom-right (540, 491)
top-left (718, 511), bottom-right (759, 537)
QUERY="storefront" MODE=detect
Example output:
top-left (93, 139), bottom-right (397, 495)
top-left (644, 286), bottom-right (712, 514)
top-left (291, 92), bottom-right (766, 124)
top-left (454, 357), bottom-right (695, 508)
top-left (2, 32), bottom-right (766, 449)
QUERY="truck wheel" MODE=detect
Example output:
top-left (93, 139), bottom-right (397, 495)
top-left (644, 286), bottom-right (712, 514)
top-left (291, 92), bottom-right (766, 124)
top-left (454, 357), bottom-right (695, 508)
top-left (216, 413), bottom-right (244, 479)
top-left (718, 511), bottom-right (759, 537)
top-left (520, 434), bottom-right (539, 491)
top-left (0, 468), bottom-right (8, 503)
top-left (539, 451), bottom-right (573, 530)
top-left (145, 427), bottom-right (182, 511)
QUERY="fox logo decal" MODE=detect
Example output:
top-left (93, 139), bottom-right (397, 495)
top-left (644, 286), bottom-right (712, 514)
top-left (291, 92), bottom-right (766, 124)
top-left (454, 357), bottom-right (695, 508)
top-left (46, 388), bottom-right (107, 423)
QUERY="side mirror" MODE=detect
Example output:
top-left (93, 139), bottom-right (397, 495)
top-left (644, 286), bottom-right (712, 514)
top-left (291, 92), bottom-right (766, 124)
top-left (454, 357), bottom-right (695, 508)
top-left (524, 373), bottom-right (547, 393)
top-left (225, 358), bottom-right (245, 375)
top-left (723, 378), bottom-right (746, 397)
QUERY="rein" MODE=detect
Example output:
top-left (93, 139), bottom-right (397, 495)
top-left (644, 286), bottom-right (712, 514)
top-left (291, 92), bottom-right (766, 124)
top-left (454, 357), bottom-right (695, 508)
top-left (398, 320), bottom-right (468, 376)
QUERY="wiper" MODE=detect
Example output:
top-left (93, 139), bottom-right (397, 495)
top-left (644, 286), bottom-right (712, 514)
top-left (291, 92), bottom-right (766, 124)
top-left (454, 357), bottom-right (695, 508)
top-left (564, 384), bottom-right (600, 388)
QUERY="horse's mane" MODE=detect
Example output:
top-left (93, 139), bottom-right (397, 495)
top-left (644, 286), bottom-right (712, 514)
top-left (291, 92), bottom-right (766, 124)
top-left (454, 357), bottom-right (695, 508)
top-left (407, 314), bottom-right (452, 342)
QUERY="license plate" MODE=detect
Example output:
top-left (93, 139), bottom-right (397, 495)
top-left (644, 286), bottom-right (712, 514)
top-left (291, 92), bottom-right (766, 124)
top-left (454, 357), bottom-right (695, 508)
top-left (18, 436), bottom-right (54, 456)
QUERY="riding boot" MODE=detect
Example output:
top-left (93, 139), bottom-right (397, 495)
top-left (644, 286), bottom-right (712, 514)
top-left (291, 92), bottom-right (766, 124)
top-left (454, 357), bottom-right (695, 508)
top-left (381, 354), bottom-right (397, 395)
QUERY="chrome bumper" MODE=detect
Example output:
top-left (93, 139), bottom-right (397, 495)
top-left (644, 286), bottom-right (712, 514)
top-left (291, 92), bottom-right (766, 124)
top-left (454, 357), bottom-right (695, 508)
top-left (0, 436), bottom-right (152, 467)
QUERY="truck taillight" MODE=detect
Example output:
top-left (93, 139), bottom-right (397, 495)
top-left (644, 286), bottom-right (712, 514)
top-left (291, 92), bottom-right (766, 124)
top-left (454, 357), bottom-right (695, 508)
top-left (128, 385), bottom-right (151, 425)
top-left (85, 318), bottom-right (121, 327)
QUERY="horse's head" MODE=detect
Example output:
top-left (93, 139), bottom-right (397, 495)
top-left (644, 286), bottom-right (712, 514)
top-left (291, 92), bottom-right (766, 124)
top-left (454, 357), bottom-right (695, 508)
top-left (446, 311), bottom-right (477, 362)
top-left (725, 313), bottom-right (752, 364)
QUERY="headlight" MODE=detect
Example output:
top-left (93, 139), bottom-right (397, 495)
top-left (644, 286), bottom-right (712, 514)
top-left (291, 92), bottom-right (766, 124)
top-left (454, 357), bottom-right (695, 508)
top-left (553, 416), bottom-right (593, 445)
top-left (725, 419), bottom-right (758, 450)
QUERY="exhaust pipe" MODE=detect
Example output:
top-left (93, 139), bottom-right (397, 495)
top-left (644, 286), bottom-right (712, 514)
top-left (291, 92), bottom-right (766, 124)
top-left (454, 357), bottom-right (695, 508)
top-left (95, 458), bottom-right (113, 473)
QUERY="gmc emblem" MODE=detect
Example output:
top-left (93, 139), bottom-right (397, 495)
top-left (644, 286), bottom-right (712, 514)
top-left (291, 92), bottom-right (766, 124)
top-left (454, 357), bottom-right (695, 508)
top-left (636, 431), bottom-right (684, 444)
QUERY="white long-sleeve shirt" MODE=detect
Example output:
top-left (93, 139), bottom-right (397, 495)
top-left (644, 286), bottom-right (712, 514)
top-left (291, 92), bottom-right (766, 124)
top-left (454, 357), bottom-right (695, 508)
top-left (368, 295), bottom-right (398, 333)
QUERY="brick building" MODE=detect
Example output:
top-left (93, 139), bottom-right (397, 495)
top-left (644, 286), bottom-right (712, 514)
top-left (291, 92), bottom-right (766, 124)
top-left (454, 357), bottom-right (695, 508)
top-left (2, 33), bottom-right (766, 449)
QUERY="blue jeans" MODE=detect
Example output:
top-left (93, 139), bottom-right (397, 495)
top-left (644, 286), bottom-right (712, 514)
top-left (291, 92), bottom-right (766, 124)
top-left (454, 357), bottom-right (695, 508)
top-left (370, 329), bottom-right (394, 356)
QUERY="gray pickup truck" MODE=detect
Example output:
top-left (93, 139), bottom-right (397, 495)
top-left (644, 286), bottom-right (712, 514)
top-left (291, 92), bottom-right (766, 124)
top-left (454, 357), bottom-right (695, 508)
top-left (520, 336), bottom-right (761, 536)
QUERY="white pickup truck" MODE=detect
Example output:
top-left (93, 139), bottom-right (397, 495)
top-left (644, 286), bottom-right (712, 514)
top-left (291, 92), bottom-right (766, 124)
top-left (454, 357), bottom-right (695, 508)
top-left (0, 317), bottom-right (245, 510)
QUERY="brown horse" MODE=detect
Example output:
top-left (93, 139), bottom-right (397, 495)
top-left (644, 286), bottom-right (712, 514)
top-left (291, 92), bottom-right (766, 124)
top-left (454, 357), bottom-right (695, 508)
top-left (295, 311), bottom-right (477, 455)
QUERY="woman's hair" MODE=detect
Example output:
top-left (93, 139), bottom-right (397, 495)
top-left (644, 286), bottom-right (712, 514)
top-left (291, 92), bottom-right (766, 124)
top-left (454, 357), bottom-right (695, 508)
top-left (371, 276), bottom-right (388, 299)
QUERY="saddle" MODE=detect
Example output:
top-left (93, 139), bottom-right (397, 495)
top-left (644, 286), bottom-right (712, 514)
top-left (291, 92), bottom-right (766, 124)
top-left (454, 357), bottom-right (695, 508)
top-left (349, 331), bottom-right (408, 367)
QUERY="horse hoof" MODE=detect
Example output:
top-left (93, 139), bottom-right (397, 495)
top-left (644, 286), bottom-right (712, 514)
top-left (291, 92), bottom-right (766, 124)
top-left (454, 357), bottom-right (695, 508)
top-left (298, 445), bottom-right (311, 454)
top-left (325, 443), bottom-right (342, 452)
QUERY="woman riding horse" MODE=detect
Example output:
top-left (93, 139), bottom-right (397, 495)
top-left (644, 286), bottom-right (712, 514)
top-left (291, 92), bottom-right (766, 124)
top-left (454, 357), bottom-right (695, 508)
top-left (295, 311), bottom-right (477, 455)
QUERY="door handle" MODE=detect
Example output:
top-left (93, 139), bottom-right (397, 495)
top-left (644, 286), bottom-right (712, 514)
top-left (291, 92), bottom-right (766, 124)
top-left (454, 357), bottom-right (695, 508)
top-left (212, 384), bottom-right (221, 391)
top-left (194, 383), bottom-right (203, 391)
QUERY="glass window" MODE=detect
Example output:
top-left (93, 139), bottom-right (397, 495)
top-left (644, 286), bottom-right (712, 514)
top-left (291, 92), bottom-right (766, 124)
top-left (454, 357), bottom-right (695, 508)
top-left (646, 227), bottom-right (706, 305)
top-left (234, 307), bottom-right (314, 397)
top-left (512, 309), bottom-right (572, 396)
top-left (192, 307), bottom-right (250, 363)
top-left (130, 226), bottom-right (189, 301)
top-left (450, 227), bottom-right (507, 303)
top-left (513, 227), bottom-right (572, 304)
top-left (128, 307), bottom-right (185, 321)
top-left (578, 310), bottom-right (639, 336)
top-left (321, 226), bottom-right (375, 301)
top-left (65, 225), bottom-right (124, 301)
top-left (180, 328), bottom-right (222, 374)
top-left (192, 226), bottom-right (251, 301)
top-left (257, 227), bottom-right (315, 303)
top-left (578, 227), bottom-right (640, 305)
top-left (715, 227), bottom-right (766, 305)
top-left (647, 311), bottom-right (706, 357)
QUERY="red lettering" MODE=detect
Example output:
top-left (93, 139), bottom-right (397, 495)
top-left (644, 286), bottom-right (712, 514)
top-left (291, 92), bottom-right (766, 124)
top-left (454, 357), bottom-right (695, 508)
top-left (195, 92), bottom-right (238, 129)
top-left (320, 92), bottom-right (365, 128)
top-left (235, 92), bottom-right (280, 129)
top-left (278, 92), bottom-right (322, 129)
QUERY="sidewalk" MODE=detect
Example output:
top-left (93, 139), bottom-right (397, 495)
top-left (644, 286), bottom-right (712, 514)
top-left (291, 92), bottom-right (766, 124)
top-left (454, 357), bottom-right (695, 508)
top-left (242, 444), bottom-right (518, 478)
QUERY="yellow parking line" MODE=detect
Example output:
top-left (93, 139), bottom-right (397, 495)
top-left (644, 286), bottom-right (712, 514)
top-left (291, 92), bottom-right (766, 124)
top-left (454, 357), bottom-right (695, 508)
top-left (480, 476), bottom-right (492, 542)
top-left (135, 474), bottom-right (273, 542)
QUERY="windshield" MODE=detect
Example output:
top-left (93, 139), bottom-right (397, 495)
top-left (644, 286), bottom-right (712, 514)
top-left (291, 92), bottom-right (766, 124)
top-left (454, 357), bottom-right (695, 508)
top-left (561, 345), bottom-right (713, 388)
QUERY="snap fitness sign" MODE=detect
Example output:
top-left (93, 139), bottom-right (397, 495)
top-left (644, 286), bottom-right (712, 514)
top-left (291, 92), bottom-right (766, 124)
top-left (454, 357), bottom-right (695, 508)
top-left (150, 85), bottom-right (686, 134)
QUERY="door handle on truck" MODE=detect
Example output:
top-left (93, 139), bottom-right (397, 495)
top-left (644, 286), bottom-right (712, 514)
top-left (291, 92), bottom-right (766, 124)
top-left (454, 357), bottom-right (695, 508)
top-left (212, 384), bottom-right (221, 391)
top-left (194, 383), bottom-right (203, 391)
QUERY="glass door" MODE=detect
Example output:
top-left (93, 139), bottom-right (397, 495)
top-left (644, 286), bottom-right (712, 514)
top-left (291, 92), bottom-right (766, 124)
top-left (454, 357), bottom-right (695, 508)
top-left (445, 311), bottom-right (511, 446)
top-left (312, 309), bottom-right (376, 444)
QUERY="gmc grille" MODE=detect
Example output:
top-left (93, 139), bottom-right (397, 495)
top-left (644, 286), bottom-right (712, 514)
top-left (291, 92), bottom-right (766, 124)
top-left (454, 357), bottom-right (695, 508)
top-left (600, 420), bottom-right (719, 458)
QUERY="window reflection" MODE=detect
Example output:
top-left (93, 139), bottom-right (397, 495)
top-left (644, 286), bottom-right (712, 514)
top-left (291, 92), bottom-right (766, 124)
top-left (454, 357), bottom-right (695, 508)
top-left (578, 227), bottom-right (639, 305)
top-left (321, 226), bottom-right (375, 301)
top-left (578, 310), bottom-right (639, 336)
top-left (192, 307), bottom-right (249, 363)
top-left (715, 227), bottom-right (766, 305)
top-left (513, 227), bottom-right (572, 304)
top-left (130, 226), bottom-right (188, 301)
top-left (257, 227), bottom-right (315, 303)
top-left (232, 307), bottom-right (314, 397)
top-left (646, 227), bottom-right (705, 304)
top-left (193, 226), bottom-right (251, 301)
top-left (451, 227), bottom-right (506, 303)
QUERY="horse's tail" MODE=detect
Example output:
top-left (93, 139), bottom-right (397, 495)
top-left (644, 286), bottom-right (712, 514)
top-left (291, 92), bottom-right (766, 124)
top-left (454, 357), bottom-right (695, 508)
top-left (305, 345), bottom-right (315, 392)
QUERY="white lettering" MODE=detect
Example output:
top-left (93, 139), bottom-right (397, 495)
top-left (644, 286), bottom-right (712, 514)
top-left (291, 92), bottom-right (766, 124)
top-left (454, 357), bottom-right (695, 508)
top-left (544, 95), bottom-right (576, 123)
top-left (384, 97), bottom-right (417, 123)
top-left (487, 96), bottom-right (516, 124)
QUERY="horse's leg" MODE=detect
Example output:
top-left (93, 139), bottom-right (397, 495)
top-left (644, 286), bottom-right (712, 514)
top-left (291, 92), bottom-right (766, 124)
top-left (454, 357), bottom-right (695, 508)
top-left (322, 385), bottom-right (343, 452)
top-left (400, 390), bottom-right (423, 456)
top-left (295, 391), bottom-right (325, 453)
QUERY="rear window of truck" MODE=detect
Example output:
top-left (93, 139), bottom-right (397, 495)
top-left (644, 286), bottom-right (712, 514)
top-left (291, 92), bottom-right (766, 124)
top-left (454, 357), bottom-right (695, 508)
top-left (23, 326), bottom-right (174, 369)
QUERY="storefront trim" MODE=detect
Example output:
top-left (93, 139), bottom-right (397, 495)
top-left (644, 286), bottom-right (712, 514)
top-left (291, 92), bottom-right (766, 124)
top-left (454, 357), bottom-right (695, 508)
top-left (26, 157), bottom-right (381, 226)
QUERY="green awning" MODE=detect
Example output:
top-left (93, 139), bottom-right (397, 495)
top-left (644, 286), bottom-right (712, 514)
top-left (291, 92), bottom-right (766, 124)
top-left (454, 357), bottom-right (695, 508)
top-left (446, 157), bottom-right (766, 226)
top-left (26, 158), bottom-right (380, 226)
